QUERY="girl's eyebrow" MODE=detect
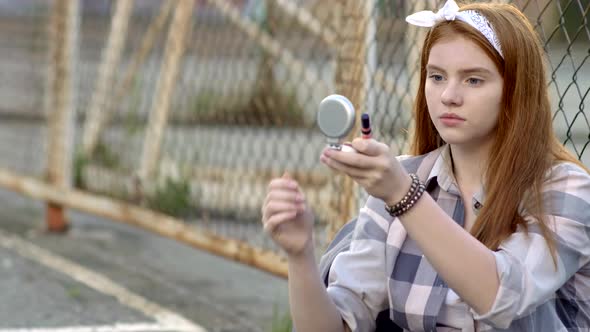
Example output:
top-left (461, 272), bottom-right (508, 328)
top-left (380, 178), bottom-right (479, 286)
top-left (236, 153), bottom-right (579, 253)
top-left (426, 64), bottom-right (493, 76)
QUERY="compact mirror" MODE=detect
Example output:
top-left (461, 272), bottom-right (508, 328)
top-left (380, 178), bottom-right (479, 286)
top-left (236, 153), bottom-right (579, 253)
top-left (317, 94), bottom-right (355, 151)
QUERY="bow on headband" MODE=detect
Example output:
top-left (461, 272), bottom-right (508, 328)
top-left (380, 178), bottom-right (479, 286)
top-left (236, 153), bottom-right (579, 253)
top-left (406, 0), bottom-right (503, 58)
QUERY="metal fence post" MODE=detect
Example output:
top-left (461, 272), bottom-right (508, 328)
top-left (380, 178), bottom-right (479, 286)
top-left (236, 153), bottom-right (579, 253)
top-left (138, 0), bottom-right (194, 184)
top-left (105, 1), bottom-right (175, 135)
top-left (328, 0), bottom-right (370, 241)
top-left (45, 0), bottom-right (80, 232)
top-left (82, 0), bottom-right (135, 156)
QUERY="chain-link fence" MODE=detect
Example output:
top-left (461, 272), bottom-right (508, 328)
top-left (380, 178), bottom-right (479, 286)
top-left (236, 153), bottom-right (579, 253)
top-left (0, 0), bottom-right (587, 277)
top-left (0, 1), bottom-right (49, 178)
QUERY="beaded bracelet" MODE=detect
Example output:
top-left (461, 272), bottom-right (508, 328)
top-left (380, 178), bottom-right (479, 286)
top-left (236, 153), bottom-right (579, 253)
top-left (385, 173), bottom-right (426, 217)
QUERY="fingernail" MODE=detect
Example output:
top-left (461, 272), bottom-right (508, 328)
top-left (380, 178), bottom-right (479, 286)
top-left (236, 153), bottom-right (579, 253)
top-left (296, 193), bottom-right (303, 202)
top-left (289, 181), bottom-right (298, 189)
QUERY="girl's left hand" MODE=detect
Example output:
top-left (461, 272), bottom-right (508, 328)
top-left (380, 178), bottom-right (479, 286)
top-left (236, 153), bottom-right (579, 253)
top-left (320, 138), bottom-right (411, 205)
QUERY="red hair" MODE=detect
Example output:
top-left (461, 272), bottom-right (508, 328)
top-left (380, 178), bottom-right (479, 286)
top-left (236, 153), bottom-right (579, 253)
top-left (409, 3), bottom-right (588, 253)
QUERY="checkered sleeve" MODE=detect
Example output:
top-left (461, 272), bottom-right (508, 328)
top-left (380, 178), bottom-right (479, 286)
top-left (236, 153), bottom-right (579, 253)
top-left (472, 163), bottom-right (590, 329)
top-left (326, 196), bottom-right (392, 332)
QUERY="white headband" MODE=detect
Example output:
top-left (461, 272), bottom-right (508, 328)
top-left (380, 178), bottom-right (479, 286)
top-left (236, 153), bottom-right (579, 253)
top-left (406, 0), bottom-right (503, 58)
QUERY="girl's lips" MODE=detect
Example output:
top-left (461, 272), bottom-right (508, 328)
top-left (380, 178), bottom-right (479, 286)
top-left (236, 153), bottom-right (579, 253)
top-left (440, 112), bottom-right (465, 120)
top-left (440, 117), bottom-right (465, 126)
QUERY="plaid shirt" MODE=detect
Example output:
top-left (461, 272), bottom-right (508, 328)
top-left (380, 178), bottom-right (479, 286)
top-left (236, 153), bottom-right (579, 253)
top-left (321, 145), bottom-right (590, 331)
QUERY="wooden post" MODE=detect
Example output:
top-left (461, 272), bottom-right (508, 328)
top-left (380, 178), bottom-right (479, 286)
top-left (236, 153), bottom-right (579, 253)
top-left (138, 0), bottom-right (194, 182)
top-left (327, 0), bottom-right (370, 241)
top-left (82, 0), bottom-right (135, 156)
top-left (45, 0), bottom-right (80, 232)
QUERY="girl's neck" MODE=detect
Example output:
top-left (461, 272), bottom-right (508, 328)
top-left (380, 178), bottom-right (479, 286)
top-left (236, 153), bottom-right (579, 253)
top-left (449, 141), bottom-right (493, 191)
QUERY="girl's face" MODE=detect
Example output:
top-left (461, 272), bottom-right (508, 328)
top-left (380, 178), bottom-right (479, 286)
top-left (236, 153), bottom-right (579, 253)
top-left (425, 36), bottom-right (504, 149)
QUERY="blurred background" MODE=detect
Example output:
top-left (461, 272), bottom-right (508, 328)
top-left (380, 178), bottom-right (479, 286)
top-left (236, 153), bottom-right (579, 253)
top-left (0, 0), bottom-right (587, 280)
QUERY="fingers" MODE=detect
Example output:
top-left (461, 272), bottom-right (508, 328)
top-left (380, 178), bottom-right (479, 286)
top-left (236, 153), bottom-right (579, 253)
top-left (320, 147), bottom-right (374, 170)
top-left (320, 152), bottom-right (369, 179)
top-left (320, 139), bottom-right (391, 172)
top-left (267, 176), bottom-right (299, 191)
top-left (351, 138), bottom-right (389, 157)
top-left (263, 198), bottom-right (304, 221)
top-left (263, 210), bottom-right (298, 234)
top-left (264, 179), bottom-right (303, 210)
top-left (262, 177), bottom-right (305, 222)
top-left (264, 189), bottom-right (303, 205)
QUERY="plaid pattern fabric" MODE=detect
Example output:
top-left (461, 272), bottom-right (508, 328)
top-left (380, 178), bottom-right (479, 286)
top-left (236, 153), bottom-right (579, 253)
top-left (322, 145), bottom-right (590, 331)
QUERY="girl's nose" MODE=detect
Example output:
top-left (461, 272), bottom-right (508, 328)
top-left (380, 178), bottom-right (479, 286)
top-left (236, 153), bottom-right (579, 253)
top-left (440, 83), bottom-right (463, 107)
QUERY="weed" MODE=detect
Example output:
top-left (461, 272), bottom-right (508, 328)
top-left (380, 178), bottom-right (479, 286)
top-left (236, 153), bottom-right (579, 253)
top-left (93, 141), bottom-right (120, 169)
top-left (148, 177), bottom-right (192, 217)
top-left (65, 285), bottom-right (81, 300)
top-left (73, 152), bottom-right (88, 189)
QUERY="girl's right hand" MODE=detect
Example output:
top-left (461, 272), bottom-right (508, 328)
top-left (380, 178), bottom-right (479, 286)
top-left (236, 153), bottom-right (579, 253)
top-left (261, 173), bottom-right (315, 259)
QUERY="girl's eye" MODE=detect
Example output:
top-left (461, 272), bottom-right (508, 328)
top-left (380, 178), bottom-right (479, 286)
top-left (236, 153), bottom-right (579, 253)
top-left (468, 78), bottom-right (483, 85)
top-left (429, 74), bottom-right (444, 82)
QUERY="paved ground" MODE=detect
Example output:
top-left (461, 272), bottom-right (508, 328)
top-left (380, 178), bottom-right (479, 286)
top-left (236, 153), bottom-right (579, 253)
top-left (0, 188), bottom-right (289, 332)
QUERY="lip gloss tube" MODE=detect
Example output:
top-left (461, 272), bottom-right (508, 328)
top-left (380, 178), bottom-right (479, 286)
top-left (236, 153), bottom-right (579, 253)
top-left (361, 113), bottom-right (372, 139)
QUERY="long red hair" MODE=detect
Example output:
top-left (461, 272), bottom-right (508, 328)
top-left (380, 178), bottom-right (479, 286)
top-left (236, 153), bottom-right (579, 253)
top-left (409, 3), bottom-right (588, 253)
